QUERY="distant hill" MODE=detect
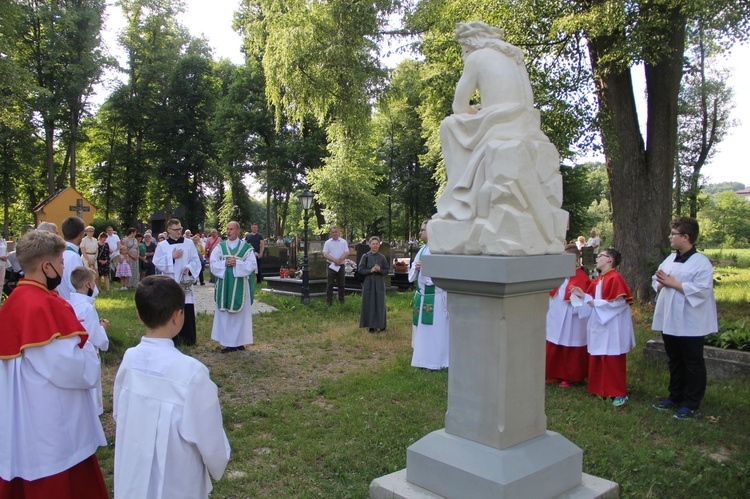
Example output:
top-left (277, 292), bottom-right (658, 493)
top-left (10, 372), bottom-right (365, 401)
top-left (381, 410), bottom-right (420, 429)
top-left (704, 181), bottom-right (746, 195)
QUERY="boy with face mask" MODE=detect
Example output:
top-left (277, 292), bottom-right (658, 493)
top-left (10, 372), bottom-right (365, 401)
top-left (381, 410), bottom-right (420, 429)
top-left (69, 266), bottom-right (111, 416)
top-left (0, 230), bottom-right (108, 497)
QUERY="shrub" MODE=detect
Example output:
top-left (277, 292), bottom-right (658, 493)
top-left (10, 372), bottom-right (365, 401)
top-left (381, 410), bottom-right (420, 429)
top-left (705, 318), bottom-right (750, 351)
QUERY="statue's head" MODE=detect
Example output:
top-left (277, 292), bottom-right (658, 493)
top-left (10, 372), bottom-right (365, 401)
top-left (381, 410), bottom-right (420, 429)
top-left (455, 21), bottom-right (524, 65)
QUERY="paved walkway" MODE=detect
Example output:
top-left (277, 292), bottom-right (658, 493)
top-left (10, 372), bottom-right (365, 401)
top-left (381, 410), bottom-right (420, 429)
top-left (192, 281), bottom-right (277, 315)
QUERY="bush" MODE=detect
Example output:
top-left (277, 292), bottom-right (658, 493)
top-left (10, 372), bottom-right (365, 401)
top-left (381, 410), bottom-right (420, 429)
top-left (705, 318), bottom-right (750, 351)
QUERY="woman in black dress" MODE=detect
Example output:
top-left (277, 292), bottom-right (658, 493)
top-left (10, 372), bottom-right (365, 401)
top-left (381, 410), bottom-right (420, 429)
top-left (96, 232), bottom-right (110, 292)
top-left (358, 236), bottom-right (389, 332)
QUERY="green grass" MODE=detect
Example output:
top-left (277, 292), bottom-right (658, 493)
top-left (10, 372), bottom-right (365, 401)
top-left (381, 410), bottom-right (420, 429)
top-left (88, 279), bottom-right (749, 498)
top-left (704, 248), bottom-right (750, 269)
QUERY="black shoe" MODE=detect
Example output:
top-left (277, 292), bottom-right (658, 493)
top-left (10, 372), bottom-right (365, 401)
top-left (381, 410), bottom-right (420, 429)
top-left (653, 398), bottom-right (678, 411)
top-left (378, 328), bottom-right (386, 333)
top-left (220, 347), bottom-right (237, 354)
top-left (237, 345), bottom-right (246, 351)
top-left (673, 406), bottom-right (701, 420)
top-left (368, 328), bottom-right (376, 333)
top-left (327, 302), bottom-right (333, 307)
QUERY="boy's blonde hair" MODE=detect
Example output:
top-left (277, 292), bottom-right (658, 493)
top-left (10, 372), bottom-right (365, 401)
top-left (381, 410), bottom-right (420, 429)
top-left (16, 230), bottom-right (66, 271)
top-left (71, 266), bottom-right (96, 290)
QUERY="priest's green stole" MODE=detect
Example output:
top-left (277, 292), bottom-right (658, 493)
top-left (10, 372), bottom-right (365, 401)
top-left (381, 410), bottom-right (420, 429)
top-left (413, 285), bottom-right (435, 326)
top-left (215, 240), bottom-right (254, 312)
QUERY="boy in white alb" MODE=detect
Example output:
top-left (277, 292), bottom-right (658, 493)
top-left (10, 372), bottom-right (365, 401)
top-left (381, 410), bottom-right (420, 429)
top-left (59, 216), bottom-right (86, 301)
top-left (651, 216), bottom-right (718, 420)
top-left (69, 266), bottom-right (110, 415)
top-left (0, 230), bottom-right (107, 497)
top-left (114, 276), bottom-right (230, 499)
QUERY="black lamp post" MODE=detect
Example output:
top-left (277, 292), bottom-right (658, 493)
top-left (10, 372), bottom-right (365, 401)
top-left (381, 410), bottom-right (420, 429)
top-left (299, 189), bottom-right (314, 305)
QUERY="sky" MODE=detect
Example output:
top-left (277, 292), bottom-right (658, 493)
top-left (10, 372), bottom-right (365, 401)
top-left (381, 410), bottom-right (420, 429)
top-left (99, 1), bottom-right (750, 187)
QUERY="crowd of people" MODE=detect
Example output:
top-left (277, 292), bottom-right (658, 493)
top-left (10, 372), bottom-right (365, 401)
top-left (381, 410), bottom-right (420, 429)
top-left (0, 214), bottom-right (718, 496)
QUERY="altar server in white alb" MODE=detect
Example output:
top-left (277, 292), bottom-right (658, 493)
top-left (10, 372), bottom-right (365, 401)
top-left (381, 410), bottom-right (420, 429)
top-left (571, 248), bottom-right (635, 408)
top-left (59, 216), bottom-right (86, 301)
top-left (409, 220), bottom-right (449, 370)
top-left (0, 230), bottom-right (108, 498)
top-left (651, 216), bottom-right (718, 420)
top-left (545, 244), bottom-right (591, 387)
top-left (69, 266), bottom-right (110, 416)
top-left (153, 218), bottom-right (202, 346)
top-left (114, 276), bottom-right (230, 499)
top-left (210, 221), bottom-right (257, 353)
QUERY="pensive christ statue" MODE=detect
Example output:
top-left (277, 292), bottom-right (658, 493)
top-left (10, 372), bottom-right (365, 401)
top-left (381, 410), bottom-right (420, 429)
top-left (427, 21), bottom-right (568, 256)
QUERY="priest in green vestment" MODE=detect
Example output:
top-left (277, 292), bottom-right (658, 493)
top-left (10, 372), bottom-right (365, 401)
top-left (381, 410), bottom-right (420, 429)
top-left (210, 221), bottom-right (257, 353)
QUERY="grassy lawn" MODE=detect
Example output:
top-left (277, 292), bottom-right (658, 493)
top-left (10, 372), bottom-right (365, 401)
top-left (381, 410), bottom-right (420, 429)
top-left (92, 269), bottom-right (749, 498)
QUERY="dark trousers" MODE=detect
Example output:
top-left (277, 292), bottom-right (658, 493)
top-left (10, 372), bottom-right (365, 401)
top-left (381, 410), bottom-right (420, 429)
top-left (662, 334), bottom-right (707, 410)
top-left (173, 304), bottom-right (196, 346)
top-left (327, 267), bottom-right (346, 304)
top-left (256, 260), bottom-right (263, 283)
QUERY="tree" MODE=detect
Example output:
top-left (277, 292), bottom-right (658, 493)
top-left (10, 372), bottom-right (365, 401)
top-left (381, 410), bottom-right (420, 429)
top-left (237, 0), bottom-right (399, 233)
top-left (14, 0), bottom-right (107, 194)
top-left (212, 59), bottom-right (327, 236)
top-left (372, 60), bottom-right (436, 241)
top-left (306, 122), bottom-right (385, 239)
top-left (154, 40), bottom-right (219, 231)
top-left (674, 25), bottom-right (736, 218)
top-left (698, 191), bottom-right (750, 247)
top-left (113, 0), bottom-right (189, 226)
top-left (561, 163), bottom-right (599, 241)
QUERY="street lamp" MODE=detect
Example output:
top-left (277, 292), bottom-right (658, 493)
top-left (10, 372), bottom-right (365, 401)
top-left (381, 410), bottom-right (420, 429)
top-left (299, 189), bottom-right (314, 305)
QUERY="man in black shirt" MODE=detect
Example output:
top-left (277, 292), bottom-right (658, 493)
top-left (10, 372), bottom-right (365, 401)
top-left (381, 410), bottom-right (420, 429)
top-left (244, 223), bottom-right (265, 283)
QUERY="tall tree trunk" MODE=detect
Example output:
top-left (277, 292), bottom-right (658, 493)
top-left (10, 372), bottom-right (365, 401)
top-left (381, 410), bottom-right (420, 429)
top-left (45, 120), bottom-right (55, 196)
top-left (588, 8), bottom-right (685, 301)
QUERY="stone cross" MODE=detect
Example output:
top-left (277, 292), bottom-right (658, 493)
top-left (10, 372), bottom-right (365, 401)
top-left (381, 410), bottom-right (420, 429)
top-left (69, 198), bottom-right (90, 218)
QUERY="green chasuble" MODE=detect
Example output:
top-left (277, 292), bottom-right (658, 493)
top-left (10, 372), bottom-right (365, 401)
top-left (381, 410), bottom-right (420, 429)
top-left (214, 240), bottom-right (255, 312)
top-left (412, 246), bottom-right (435, 326)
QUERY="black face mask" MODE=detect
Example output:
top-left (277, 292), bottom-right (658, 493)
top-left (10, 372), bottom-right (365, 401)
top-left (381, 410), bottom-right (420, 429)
top-left (87, 287), bottom-right (94, 297)
top-left (43, 262), bottom-right (62, 291)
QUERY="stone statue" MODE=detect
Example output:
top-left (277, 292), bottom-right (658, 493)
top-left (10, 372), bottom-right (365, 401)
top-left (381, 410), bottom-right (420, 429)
top-left (428, 21), bottom-right (568, 256)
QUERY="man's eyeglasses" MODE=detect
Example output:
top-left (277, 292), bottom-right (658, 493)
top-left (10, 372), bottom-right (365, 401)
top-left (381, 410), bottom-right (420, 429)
top-left (669, 231), bottom-right (684, 237)
top-left (169, 227), bottom-right (183, 232)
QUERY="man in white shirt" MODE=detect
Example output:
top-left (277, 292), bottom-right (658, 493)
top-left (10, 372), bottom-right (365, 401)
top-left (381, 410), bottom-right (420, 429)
top-left (322, 226), bottom-right (349, 306)
top-left (210, 221), bottom-right (257, 353)
top-left (58, 216), bottom-right (86, 301)
top-left (153, 218), bottom-right (202, 346)
top-left (585, 230), bottom-right (601, 254)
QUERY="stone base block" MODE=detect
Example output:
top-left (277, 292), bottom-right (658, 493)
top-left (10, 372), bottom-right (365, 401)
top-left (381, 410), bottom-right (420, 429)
top-left (369, 469), bottom-right (619, 499)
top-left (400, 430), bottom-right (584, 499)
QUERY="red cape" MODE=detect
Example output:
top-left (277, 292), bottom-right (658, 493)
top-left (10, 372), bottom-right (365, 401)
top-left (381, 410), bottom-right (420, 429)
top-left (0, 279), bottom-right (88, 359)
top-left (586, 269), bottom-right (633, 304)
top-left (550, 266), bottom-right (591, 301)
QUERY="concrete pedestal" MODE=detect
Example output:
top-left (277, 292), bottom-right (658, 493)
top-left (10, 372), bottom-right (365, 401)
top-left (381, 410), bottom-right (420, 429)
top-left (369, 254), bottom-right (619, 498)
